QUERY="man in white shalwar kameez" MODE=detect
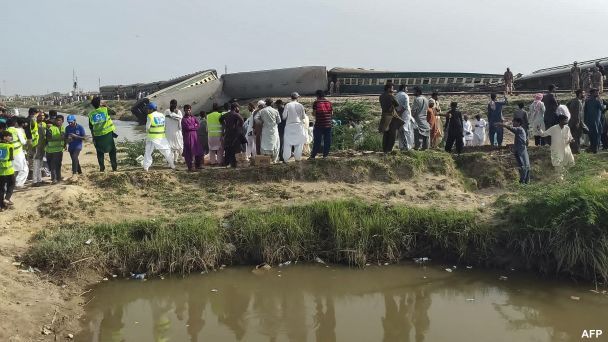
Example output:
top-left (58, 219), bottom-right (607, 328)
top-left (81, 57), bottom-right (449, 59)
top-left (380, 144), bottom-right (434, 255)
top-left (144, 102), bottom-right (175, 171)
top-left (164, 99), bottom-right (183, 164)
top-left (540, 113), bottom-right (575, 179)
top-left (395, 85), bottom-right (414, 151)
top-left (255, 100), bottom-right (281, 163)
top-left (281, 92), bottom-right (308, 162)
top-left (6, 119), bottom-right (28, 187)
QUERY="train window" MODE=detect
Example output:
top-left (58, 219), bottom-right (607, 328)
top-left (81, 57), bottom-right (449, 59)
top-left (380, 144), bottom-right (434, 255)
top-left (357, 78), bottom-right (363, 85)
top-left (377, 79), bottom-right (385, 85)
top-left (344, 79), bottom-right (351, 85)
top-left (385, 79), bottom-right (393, 85)
top-left (438, 78), bottom-right (446, 84)
top-left (455, 78), bottom-right (464, 83)
top-left (482, 78), bottom-right (490, 84)
top-left (405, 78), bottom-right (412, 85)
top-left (423, 78), bottom-right (430, 85)
top-left (474, 78), bottom-right (482, 84)
top-left (465, 78), bottom-right (472, 83)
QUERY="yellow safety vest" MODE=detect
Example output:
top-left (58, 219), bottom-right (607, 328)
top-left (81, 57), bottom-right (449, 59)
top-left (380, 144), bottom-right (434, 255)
top-left (88, 107), bottom-right (115, 137)
top-left (147, 112), bottom-right (166, 139)
top-left (30, 119), bottom-right (39, 147)
top-left (45, 126), bottom-right (65, 153)
top-left (0, 142), bottom-right (14, 176)
top-left (207, 111), bottom-right (222, 138)
top-left (6, 127), bottom-right (22, 155)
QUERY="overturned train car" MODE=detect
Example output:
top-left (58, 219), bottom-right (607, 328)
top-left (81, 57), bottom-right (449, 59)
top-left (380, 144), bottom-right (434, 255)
top-left (515, 57), bottom-right (608, 91)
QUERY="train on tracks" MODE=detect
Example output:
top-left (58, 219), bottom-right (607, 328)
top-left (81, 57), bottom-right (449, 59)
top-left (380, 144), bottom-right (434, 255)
top-left (515, 57), bottom-right (608, 91)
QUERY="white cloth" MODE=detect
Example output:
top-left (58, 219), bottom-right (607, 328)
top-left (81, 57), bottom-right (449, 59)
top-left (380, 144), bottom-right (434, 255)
top-left (164, 109), bottom-right (184, 153)
top-left (541, 124), bottom-right (575, 168)
top-left (556, 105), bottom-right (571, 121)
top-left (283, 143), bottom-right (304, 162)
top-left (395, 91), bottom-right (415, 150)
top-left (246, 135), bottom-right (256, 160)
top-left (256, 107), bottom-right (281, 152)
top-left (144, 111), bottom-right (175, 171)
top-left (282, 101), bottom-right (308, 146)
top-left (529, 101), bottom-right (546, 136)
top-left (14, 153), bottom-right (28, 187)
top-left (472, 118), bottom-right (487, 146)
top-left (463, 120), bottom-right (473, 145)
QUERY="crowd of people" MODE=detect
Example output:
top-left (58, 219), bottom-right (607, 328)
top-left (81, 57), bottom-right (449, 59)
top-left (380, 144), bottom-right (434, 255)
top-left (1, 79), bottom-right (607, 211)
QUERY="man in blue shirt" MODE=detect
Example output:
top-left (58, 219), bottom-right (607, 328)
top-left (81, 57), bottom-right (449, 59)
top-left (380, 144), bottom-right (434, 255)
top-left (65, 115), bottom-right (85, 175)
top-left (496, 118), bottom-right (530, 184)
top-left (487, 93), bottom-right (508, 146)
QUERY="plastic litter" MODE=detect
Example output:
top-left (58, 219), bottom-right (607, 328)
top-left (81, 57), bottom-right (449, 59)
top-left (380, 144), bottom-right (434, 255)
top-left (570, 296), bottom-right (580, 301)
top-left (383, 263), bottom-right (389, 266)
top-left (42, 325), bottom-right (52, 335)
top-left (84, 239), bottom-right (92, 245)
top-left (136, 155), bottom-right (144, 166)
top-left (445, 268), bottom-right (453, 273)
top-left (414, 257), bottom-right (430, 263)
top-left (67, 333), bottom-right (74, 339)
top-left (466, 266), bottom-right (473, 269)
top-left (211, 289), bottom-right (219, 292)
top-left (314, 257), bottom-right (326, 265)
top-left (466, 298), bottom-right (475, 301)
top-left (112, 274), bottom-right (117, 278)
top-left (499, 276), bottom-right (508, 281)
top-left (102, 277), bottom-right (108, 281)
top-left (11, 262), bottom-right (21, 266)
top-left (279, 261), bottom-right (292, 267)
top-left (452, 266), bottom-right (457, 269)
top-left (130, 273), bottom-right (146, 280)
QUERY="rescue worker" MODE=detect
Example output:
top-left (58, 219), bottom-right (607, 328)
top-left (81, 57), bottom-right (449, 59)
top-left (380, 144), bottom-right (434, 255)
top-left (88, 96), bottom-right (117, 172)
top-left (207, 104), bottom-right (224, 166)
top-left (32, 112), bottom-right (48, 186)
top-left (143, 102), bottom-right (175, 171)
top-left (0, 130), bottom-right (15, 211)
top-left (45, 115), bottom-right (65, 184)
top-left (6, 118), bottom-right (28, 188)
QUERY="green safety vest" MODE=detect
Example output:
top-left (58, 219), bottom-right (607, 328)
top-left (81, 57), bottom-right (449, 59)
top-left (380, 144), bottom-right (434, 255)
top-left (207, 111), bottom-right (222, 138)
top-left (6, 127), bottom-right (22, 155)
top-left (30, 119), bottom-right (40, 147)
top-left (45, 125), bottom-right (65, 153)
top-left (147, 112), bottom-right (166, 139)
top-left (0, 142), bottom-right (14, 176)
top-left (88, 107), bottom-right (115, 137)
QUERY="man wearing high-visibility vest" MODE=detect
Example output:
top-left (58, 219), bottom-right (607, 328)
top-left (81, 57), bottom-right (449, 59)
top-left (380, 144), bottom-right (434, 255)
top-left (88, 96), bottom-right (117, 172)
top-left (143, 102), bottom-right (175, 171)
top-left (6, 118), bottom-right (28, 188)
top-left (25, 107), bottom-right (40, 181)
top-left (206, 104), bottom-right (224, 165)
top-left (31, 112), bottom-right (48, 186)
top-left (45, 115), bottom-right (66, 184)
top-left (0, 130), bottom-right (16, 211)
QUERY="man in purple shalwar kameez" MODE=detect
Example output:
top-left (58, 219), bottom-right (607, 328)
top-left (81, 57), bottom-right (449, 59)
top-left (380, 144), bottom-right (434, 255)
top-left (181, 105), bottom-right (204, 171)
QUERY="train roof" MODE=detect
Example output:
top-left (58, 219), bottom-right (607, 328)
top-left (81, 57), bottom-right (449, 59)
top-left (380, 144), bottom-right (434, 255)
top-left (329, 67), bottom-right (501, 77)
top-left (518, 57), bottom-right (608, 81)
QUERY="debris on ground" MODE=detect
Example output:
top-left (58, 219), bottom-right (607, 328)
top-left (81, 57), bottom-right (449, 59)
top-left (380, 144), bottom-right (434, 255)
top-left (41, 325), bottom-right (52, 335)
top-left (67, 333), bottom-right (74, 339)
top-left (445, 268), bottom-right (453, 273)
top-left (130, 273), bottom-right (146, 280)
top-left (466, 266), bottom-right (473, 269)
top-left (570, 296), bottom-right (580, 301)
top-left (211, 289), bottom-right (219, 292)
top-left (314, 257), bottom-right (326, 265)
top-left (466, 298), bottom-right (476, 301)
top-left (84, 239), bottom-right (92, 245)
top-left (499, 276), bottom-right (508, 281)
top-left (414, 257), bottom-right (430, 263)
top-left (278, 261), bottom-right (292, 267)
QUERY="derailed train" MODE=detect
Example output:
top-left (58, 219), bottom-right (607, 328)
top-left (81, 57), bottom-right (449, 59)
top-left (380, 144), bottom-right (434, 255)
top-left (515, 57), bottom-right (608, 91)
top-left (128, 66), bottom-right (504, 123)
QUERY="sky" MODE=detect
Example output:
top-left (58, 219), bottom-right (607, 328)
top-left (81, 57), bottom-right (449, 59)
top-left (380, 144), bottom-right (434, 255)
top-left (2, 0), bottom-right (607, 95)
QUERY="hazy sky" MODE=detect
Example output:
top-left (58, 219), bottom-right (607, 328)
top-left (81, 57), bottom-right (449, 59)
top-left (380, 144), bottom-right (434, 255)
top-left (2, 0), bottom-right (607, 95)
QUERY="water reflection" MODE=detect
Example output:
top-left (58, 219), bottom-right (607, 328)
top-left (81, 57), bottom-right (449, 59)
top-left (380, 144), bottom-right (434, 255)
top-left (78, 265), bottom-right (608, 342)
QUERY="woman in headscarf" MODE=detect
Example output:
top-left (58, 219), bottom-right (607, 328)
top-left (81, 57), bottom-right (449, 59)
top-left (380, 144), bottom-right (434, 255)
top-left (181, 105), bottom-right (204, 171)
top-left (427, 99), bottom-right (441, 148)
top-left (529, 93), bottom-right (546, 146)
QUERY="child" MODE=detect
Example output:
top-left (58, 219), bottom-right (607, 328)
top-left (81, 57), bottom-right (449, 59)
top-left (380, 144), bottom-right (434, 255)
top-left (496, 118), bottom-right (530, 184)
top-left (472, 114), bottom-right (487, 146)
top-left (463, 114), bottom-right (474, 146)
top-left (0, 131), bottom-right (15, 211)
top-left (444, 102), bottom-right (464, 154)
top-left (540, 114), bottom-right (575, 179)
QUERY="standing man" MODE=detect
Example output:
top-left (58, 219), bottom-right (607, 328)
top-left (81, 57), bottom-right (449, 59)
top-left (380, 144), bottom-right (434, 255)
top-left (45, 115), bottom-right (65, 184)
top-left (65, 115), bottom-right (85, 176)
top-left (584, 88), bottom-right (605, 154)
top-left (275, 99), bottom-right (286, 162)
top-left (496, 118), bottom-right (530, 184)
top-left (310, 90), bottom-right (333, 159)
top-left (256, 98), bottom-right (282, 163)
top-left (571, 62), bottom-right (581, 92)
top-left (431, 92), bottom-right (444, 142)
top-left (591, 67), bottom-right (603, 94)
top-left (335, 80), bottom-right (341, 95)
top-left (542, 85), bottom-right (559, 145)
top-left (566, 89), bottom-right (585, 154)
top-left (31, 111), bottom-right (47, 186)
top-left (6, 118), bottom-right (28, 188)
top-left (0, 131), bottom-right (15, 211)
top-left (487, 93), bottom-right (508, 146)
top-left (88, 96), bottom-right (117, 172)
top-left (221, 102), bottom-right (245, 168)
top-left (378, 83), bottom-right (401, 153)
top-left (411, 87), bottom-right (430, 150)
top-left (207, 104), bottom-right (224, 166)
top-left (143, 102), bottom-right (175, 171)
top-left (444, 102), bottom-right (464, 154)
top-left (164, 99), bottom-right (184, 164)
top-left (329, 81), bottom-right (335, 96)
top-left (504, 68), bottom-right (514, 95)
top-left (281, 92), bottom-right (307, 162)
top-left (25, 108), bottom-right (40, 180)
top-left (396, 85), bottom-right (414, 151)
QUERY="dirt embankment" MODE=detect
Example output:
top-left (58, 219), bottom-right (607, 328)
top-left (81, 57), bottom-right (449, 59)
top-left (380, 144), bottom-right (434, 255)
top-left (0, 141), bottom-right (547, 341)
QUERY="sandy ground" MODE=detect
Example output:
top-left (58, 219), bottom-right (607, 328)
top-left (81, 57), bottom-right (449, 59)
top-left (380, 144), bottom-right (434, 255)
top-left (0, 95), bottom-right (527, 340)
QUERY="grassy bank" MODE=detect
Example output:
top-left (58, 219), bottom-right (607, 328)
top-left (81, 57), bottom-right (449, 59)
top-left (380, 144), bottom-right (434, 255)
top-left (24, 190), bottom-right (608, 282)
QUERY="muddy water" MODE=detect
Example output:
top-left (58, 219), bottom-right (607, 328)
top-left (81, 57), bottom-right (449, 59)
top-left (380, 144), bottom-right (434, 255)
top-left (78, 264), bottom-right (608, 342)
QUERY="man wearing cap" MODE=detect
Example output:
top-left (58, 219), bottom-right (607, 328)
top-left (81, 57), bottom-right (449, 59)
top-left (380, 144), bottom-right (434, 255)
top-left (571, 62), bottom-right (581, 92)
top-left (281, 92), bottom-right (308, 162)
top-left (65, 115), bottom-right (85, 176)
top-left (143, 102), bottom-right (175, 171)
top-left (88, 96), bottom-right (117, 172)
top-left (255, 98), bottom-right (282, 163)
